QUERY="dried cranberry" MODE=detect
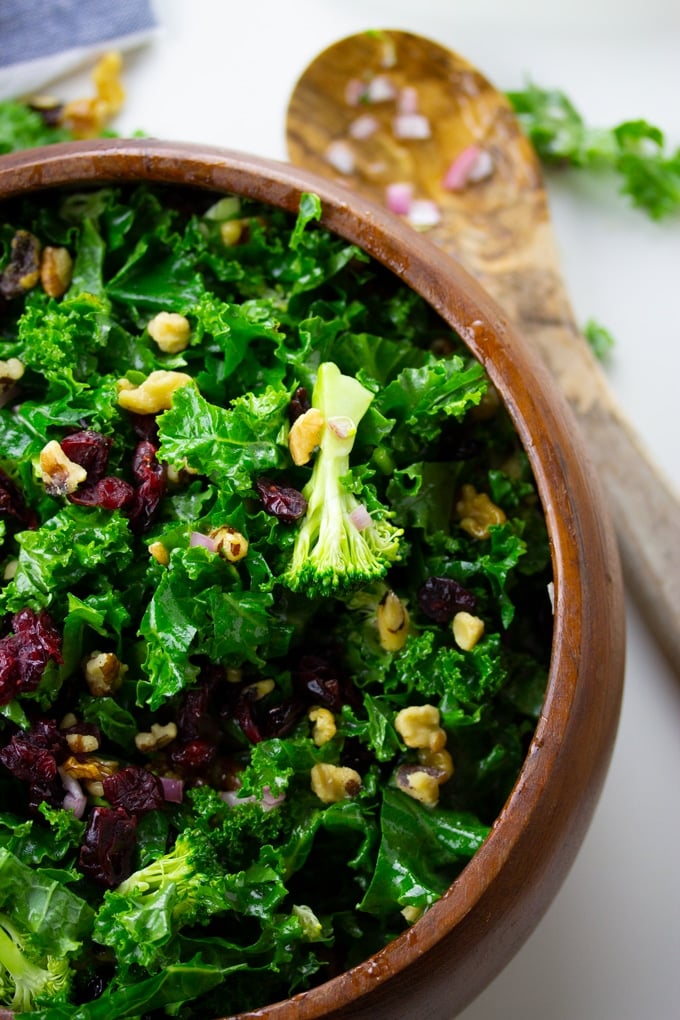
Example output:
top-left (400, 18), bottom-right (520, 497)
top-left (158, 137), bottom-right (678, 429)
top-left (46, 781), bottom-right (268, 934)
top-left (103, 765), bottom-right (164, 814)
top-left (417, 576), bottom-right (476, 624)
top-left (69, 476), bottom-right (135, 510)
top-left (21, 717), bottom-right (68, 758)
top-left (128, 440), bottom-right (167, 533)
top-left (229, 688), bottom-right (263, 744)
top-left (0, 719), bottom-right (68, 810)
top-left (169, 738), bottom-right (218, 775)
top-left (0, 739), bottom-right (58, 784)
top-left (0, 467), bottom-right (38, 530)
top-left (295, 655), bottom-right (343, 711)
top-left (289, 386), bottom-right (311, 423)
top-left (0, 609), bottom-right (63, 704)
top-left (60, 430), bottom-right (112, 481)
top-left (254, 477), bottom-right (308, 522)
top-left (128, 413), bottom-right (160, 443)
top-left (79, 806), bottom-right (137, 887)
top-left (260, 700), bottom-right (302, 739)
top-left (177, 680), bottom-right (221, 743)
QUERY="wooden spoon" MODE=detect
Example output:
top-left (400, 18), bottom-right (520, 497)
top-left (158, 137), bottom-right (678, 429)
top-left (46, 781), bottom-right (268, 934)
top-left (286, 28), bottom-right (680, 673)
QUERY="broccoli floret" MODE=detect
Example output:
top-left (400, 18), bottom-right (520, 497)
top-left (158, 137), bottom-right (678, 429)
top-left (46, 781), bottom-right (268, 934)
top-left (0, 915), bottom-right (71, 1013)
top-left (284, 362), bottom-right (402, 595)
top-left (93, 829), bottom-right (227, 969)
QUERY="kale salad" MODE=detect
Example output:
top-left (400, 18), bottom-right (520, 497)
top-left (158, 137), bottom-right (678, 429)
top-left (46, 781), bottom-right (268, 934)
top-left (0, 182), bottom-right (553, 1018)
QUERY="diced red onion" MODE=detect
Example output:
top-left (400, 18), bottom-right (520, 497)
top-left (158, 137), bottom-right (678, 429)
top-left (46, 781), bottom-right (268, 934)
top-left (349, 114), bottom-right (380, 140)
top-left (407, 199), bottom-right (442, 230)
top-left (467, 148), bottom-right (494, 182)
top-left (345, 77), bottom-right (365, 106)
top-left (220, 787), bottom-right (285, 812)
top-left (220, 789), bottom-right (254, 807)
top-left (366, 74), bottom-right (397, 103)
top-left (442, 145), bottom-right (494, 191)
top-left (59, 768), bottom-right (87, 819)
top-left (160, 777), bottom-right (184, 803)
top-left (190, 530), bottom-right (217, 552)
top-left (328, 415), bottom-right (355, 439)
top-left (397, 86), bottom-right (419, 115)
top-left (393, 113), bottom-right (431, 140)
top-left (349, 504), bottom-right (372, 531)
top-left (261, 786), bottom-right (286, 810)
top-left (325, 139), bottom-right (355, 175)
top-left (385, 181), bottom-right (414, 216)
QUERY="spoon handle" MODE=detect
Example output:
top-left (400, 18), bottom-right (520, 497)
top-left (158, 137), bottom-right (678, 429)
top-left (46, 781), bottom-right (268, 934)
top-left (482, 250), bottom-right (680, 671)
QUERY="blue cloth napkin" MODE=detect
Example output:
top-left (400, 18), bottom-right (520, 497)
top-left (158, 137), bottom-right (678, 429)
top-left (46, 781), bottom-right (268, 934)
top-left (0, 0), bottom-right (158, 100)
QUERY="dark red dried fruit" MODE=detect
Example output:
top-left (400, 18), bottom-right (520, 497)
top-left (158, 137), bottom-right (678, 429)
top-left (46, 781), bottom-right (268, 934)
top-left (294, 654), bottom-right (345, 712)
top-left (128, 413), bottom-right (160, 443)
top-left (177, 677), bottom-right (222, 743)
top-left (417, 576), bottom-right (476, 624)
top-left (60, 430), bottom-right (112, 481)
top-left (0, 718), bottom-right (68, 810)
top-left (103, 765), bottom-right (164, 814)
top-left (0, 467), bottom-right (37, 530)
top-left (0, 738), bottom-right (58, 784)
top-left (128, 439), bottom-right (167, 533)
top-left (69, 476), bottom-right (135, 510)
top-left (289, 386), bottom-right (311, 423)
top-left (79, 806), bottom-right (138, 887)
top-left (169, 738), bottom-right (218, 774)
top-left (254, 477), bottom-right (308, 523)
top-left (0, 608), bottom-right (64, 705)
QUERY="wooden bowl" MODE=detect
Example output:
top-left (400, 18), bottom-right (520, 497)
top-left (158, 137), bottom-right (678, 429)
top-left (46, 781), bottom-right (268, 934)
top-left (0, 139), bottom-right (625, 1019)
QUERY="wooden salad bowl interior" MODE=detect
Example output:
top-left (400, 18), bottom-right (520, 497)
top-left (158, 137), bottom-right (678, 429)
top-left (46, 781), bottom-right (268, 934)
top-left (0, 140), bottom-right (625, 1020)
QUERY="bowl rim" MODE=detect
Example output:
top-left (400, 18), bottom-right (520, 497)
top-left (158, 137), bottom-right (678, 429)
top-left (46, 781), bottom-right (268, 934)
top-left (0, 139), bottom-right (625, 1020)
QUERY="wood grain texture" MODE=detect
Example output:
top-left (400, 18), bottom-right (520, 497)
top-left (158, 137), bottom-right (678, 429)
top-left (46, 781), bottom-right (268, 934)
top-left (286, 29), bottom-right (680, 674)
top-left (0, 140), bottom-right (625, 1019)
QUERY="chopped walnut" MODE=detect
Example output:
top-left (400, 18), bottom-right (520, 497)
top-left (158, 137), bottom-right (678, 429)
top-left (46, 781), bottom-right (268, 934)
top-left (394, 704), bottom-right (446, 752)
top-left (60, 51), bottom-right (125, 138)
top-left (417, 746), bottom-right (454, 783)
top-left (209, 526), bottom-right (249, 562)
top-left (308, 707), bottom-right (336, 746)
top-left (220, 219), bottom-right (245, 246)
top-left (288, 407), bottom-right (325, 465)
top-left (310, 762), bottom-right (362, 804)
top-left (376, 590), bottom-right (410, 652)
top-left (147, 312), bottom-right (191, 354)
top-left (243, 678), bottom-right (275, 700)
top-left (40, 246), bottom-right (73, 298)
top-left (0, 230), bottom-right (41, 299)
top-left (61, 755), bottom-right (118, 781)
top-left (66, 732), bottom-right (100, 754)
top-left (148, 541), bottom-right (170, 566)
top-left (116, 370), bottom-right (194, 414)
top-left (0, 358), bottom-right (25, 382)
top-left (396, 765), bottom-right (441, 807)
top-left (38, 440), bottom-right (87, 496)
top-left (452, 611), bottom-right (485, 651)
top-left (84, 651), bottom-right (127, 697)
top-left (135, 722), bottom-right (178, 754)
top-left (456, 483), bottom-right (506, 539)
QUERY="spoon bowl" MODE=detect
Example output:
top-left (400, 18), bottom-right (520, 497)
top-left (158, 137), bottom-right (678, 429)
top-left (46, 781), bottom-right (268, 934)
top-left (286, 28), bottom-right (680, 672)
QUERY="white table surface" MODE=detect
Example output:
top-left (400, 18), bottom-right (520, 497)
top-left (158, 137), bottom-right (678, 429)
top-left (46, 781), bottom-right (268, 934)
top-left (30, 2), bottom-right (680, 1017)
